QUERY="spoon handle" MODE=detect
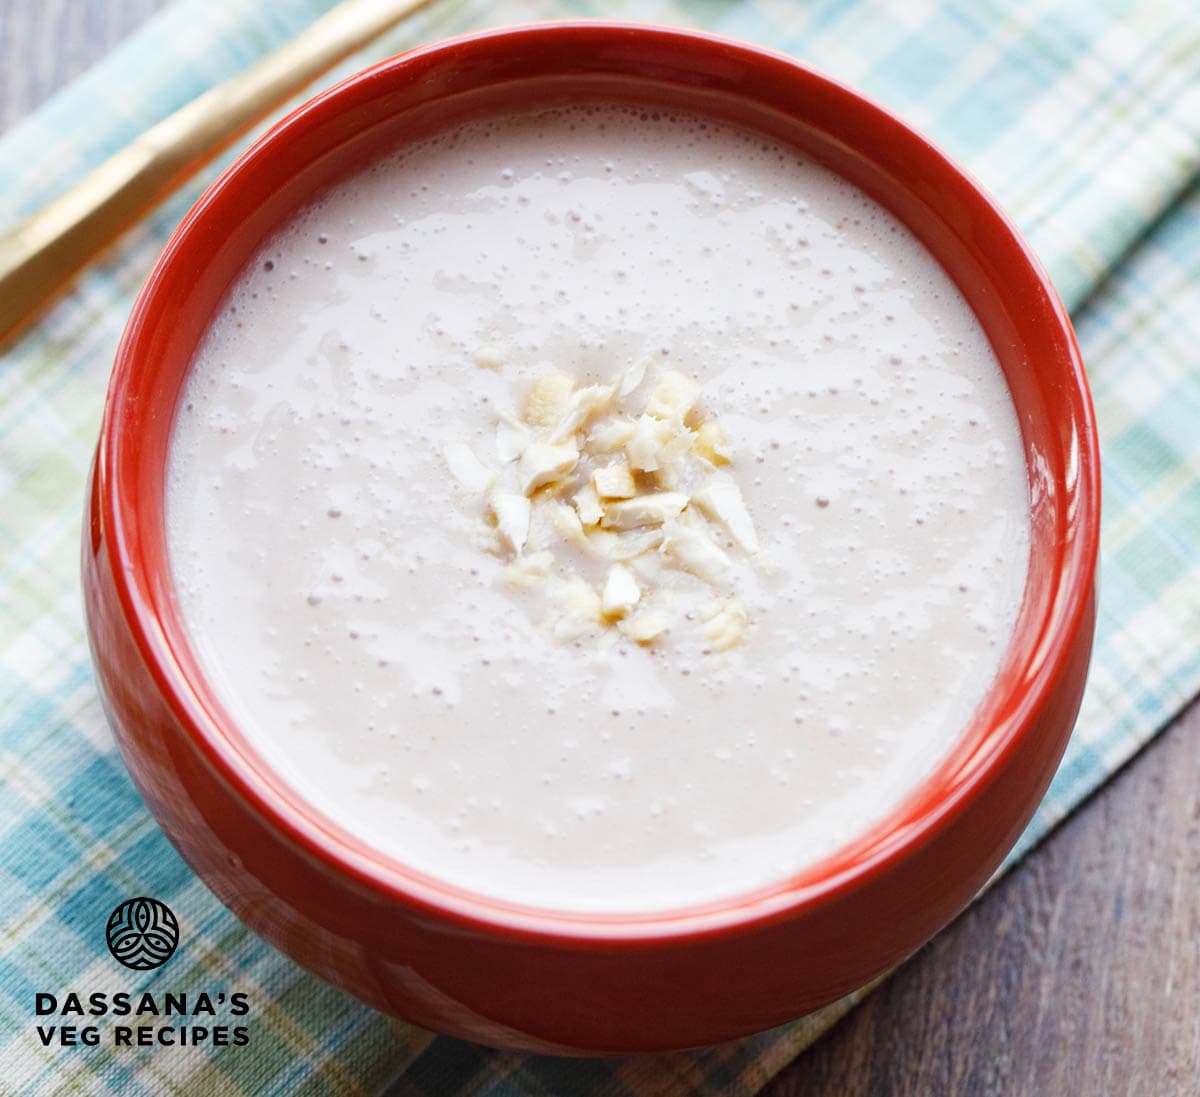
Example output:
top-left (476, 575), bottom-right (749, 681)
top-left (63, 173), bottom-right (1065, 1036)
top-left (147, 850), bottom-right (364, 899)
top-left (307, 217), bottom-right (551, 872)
top-left (0, 0), bottom-right (435, 348)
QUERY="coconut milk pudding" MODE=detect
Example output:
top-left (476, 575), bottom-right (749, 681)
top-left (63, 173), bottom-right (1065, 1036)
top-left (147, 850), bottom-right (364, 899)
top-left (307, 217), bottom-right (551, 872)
top-left (166, 104), bottom-right (1030, 913)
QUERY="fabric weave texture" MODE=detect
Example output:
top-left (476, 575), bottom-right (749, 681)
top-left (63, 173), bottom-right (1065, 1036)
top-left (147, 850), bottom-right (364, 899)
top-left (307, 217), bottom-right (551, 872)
top-left (1, 1), bottom-right (1199, 1094)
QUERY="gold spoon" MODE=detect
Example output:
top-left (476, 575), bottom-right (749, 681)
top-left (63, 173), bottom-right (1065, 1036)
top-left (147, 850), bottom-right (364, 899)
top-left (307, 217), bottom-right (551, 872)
top-left (0, 0), bottom-right (437, 348)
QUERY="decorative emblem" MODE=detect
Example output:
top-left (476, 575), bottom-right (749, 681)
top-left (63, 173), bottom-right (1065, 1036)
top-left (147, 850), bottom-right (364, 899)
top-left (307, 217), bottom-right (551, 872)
top-left (105, 897), bottom-right (179, 971)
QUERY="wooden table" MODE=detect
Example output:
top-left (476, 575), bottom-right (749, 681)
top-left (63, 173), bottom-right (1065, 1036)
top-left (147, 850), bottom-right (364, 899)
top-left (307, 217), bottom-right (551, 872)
top-left (5, 2), bottom-right (1197, 1093)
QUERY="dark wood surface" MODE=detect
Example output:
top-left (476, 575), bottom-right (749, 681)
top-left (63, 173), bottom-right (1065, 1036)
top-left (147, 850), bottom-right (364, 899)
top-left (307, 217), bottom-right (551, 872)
top-left (772, 700), bottom-right (1200, 1097)
top-left (5, 2), bottom-right (1198, 1093)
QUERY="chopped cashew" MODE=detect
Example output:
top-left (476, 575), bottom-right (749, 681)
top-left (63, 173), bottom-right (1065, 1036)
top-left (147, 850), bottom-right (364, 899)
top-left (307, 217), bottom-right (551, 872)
top-left (549, 502), bottom-right (588, 548)
top-left (549, 384), bottom-right (617, 442)
top-left (601, 564), bottom-right (641, 618)
top-left (586, 418), bottom-right (637, 454)
top-left (495, 416), bottom-right (530, 463)
top-left (593, 462), bottom-right (636, 499)
top-left (444, 443), bottom-right (495, 493)
top-left (702, 598), bottom-right (749, 651)
top-left (518, 440), bottom-right (579, 495)
top-left (693, 476), bottom-right (760, 554)
top-left (651, 428), bottom-right (698, 489)
top-left (618, 355), bottom-right (651, 397)
top-left (503, 550), bottom-right (553, 588)
top-left (646, 370), bottom-right (701, 421)
top-left (603, 529), bottom-right (665, 561)
top-left (619, 610), bottom-right (670, 644)
top-left (525, 372), bottom-right (575, 428)
top-left (693, 420), bottom-right (732, 465)
top-left (601, 492), bottom-right (688, 530)
top-left (572, 482), bottom-right (604, 526)
top-left (490, 492), bottom-right (531, 555)
top-left (661, 522), bottom-right (731, 583)
top-left (584, 527), bottom-right (620, 557)
top-left (554, 576), bottom-right (604, 640)
top-left (625, 415), bottom-right (676, 472)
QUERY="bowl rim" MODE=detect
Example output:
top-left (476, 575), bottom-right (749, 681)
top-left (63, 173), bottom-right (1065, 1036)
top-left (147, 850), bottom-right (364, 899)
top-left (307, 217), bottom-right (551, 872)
top-left (98, 19), bottom-right (1101, 947)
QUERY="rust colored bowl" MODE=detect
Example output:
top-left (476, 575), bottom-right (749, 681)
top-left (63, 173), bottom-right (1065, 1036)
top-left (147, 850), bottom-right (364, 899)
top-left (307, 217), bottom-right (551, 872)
top-left (84, 22), bottom-right (1099, 1053)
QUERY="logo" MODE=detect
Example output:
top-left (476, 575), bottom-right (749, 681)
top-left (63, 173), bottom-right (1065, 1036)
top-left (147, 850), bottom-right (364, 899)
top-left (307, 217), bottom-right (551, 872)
top-left (30, 898), bottom-right (250, 1051)
top-left (105, 898), bottom-right (179, 971)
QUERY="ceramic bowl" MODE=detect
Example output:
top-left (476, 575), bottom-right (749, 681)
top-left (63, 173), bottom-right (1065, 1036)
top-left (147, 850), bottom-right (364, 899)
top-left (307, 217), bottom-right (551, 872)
top-left (84, 22), bottom-right (1100, 1054)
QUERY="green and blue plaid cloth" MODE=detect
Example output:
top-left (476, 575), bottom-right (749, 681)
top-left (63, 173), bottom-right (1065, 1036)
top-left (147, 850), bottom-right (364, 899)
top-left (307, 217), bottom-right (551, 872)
top-left (2, 0), bottom-right (1199, 1093)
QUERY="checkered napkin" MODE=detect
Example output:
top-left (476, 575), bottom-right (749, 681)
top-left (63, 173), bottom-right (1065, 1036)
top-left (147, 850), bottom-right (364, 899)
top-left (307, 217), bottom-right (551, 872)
top-left (2, 1), bottom-right (1199, 1093)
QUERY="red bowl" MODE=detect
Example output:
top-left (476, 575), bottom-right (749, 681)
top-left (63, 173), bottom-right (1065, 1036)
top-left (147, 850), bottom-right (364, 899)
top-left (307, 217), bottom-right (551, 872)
top-left (84, 22), bottom-right (1099, 1053)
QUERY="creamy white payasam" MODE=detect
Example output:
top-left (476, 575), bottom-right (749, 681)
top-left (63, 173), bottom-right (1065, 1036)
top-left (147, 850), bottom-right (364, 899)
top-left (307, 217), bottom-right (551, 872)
top-left (166, 104), bottom-right (1031, 913)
